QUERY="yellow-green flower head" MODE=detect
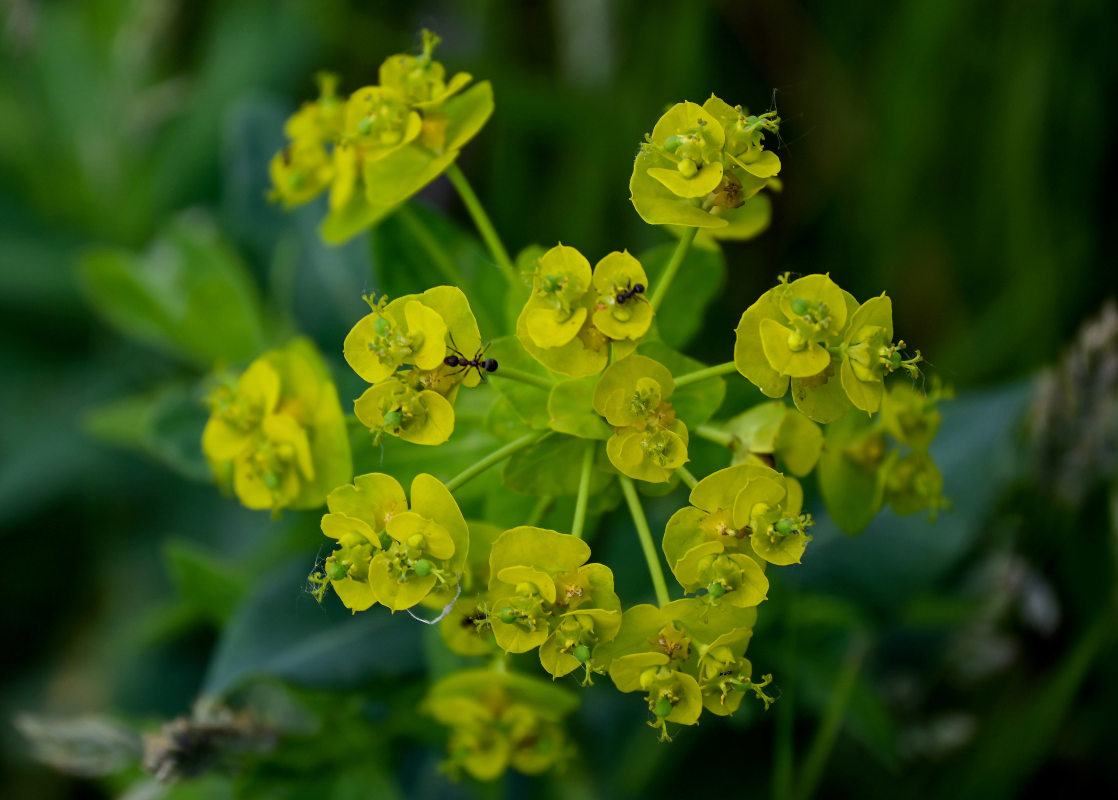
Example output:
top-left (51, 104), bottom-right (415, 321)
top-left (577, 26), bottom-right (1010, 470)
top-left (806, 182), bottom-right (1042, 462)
top-left (268, 73), bottom-right (344, 209)
top-left (344, 287), bottom-right (482, 388)
top-left (516, 244), bottom-right (643, 377)
top-left (344, 85), bottom-right (423, 158)
top-left (886, 451), bottom-right (948, 519)
top-left (485, 528), bottom-right (621, 678)
top-left (592, 355), bottom-right (689, 482)
top-left (629, 95), bottom-right (781, 239)
top-left (422, 670), bottom-right (577, 779)
top-left (735, 273), bottom-right (859, 423)
top-left (203, 360), bottom-right (281, 461)
top-left (318, 472), bottom-right (468, 613)
top-left (353, 377), bottom-right (455, 446)
top-left (378, 30), bottom-right (472, 110)
top-left (880, 380), bottom-right (949, 450)
top-left (839, 294), bottom-right (922, 414)
top-left (269, 140), bottom-right (334, 209)
top-left (590, 251), bottom-right (653, 342)
top-left (597, 599), bottom-right (761, 738)
top-left (203, 340), bottom-right (352, 513)
top-left (664, 463), bottom-right (812, 584)
top-left (723, 401), bottom-right (824, 477)
top-left (284, 72), bottom-right (344, 144)
top-left (232, 414), bottom-right (314, 511)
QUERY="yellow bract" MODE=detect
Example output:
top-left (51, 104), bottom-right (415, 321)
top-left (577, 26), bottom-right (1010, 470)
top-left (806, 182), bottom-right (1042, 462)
top-left (516, 244), bottom-right (652, 377)
top-left (202, 339), bottom-right (351, 513)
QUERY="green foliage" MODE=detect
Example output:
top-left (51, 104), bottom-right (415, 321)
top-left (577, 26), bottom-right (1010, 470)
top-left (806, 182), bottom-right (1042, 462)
top-left (77, 214), bottom-right (267, 368)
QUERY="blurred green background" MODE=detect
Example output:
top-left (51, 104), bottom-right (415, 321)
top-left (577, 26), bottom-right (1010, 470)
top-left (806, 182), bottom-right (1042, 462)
top-left (2, 1), bottom-right (1116, 798)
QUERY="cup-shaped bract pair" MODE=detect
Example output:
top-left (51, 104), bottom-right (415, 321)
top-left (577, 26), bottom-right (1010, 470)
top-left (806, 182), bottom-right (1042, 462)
top-left (592, 354), bottom-right (689, 483)
top-left (735, 273), bottom-right (919, 422)
top-left (517, 245), bottom-right (653, 378)
top-left (269, 31), bottom-right (495, 243)
top-left (723, 401), bottom-right (824, 477)
top-left (202, 339), bottom-right (352, 513)
top-left (422, 670), bottom-right (577, 780)
top-left (345, 286), bottom-right (482, 446)
top-left (629, 95), bottom-right (781, 239)
top-left (318, 472), bottom-right (469, 612)
top-left (598, 599), bottom-right (760, 737)
top-left (663, 463), bottom-right (813, 603)
top-left (487, 527), bottom-right (622, 680)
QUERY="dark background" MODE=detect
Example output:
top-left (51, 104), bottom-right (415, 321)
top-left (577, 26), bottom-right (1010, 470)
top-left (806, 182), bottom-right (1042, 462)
top-left (2, 1), bottom-right (1116, 798)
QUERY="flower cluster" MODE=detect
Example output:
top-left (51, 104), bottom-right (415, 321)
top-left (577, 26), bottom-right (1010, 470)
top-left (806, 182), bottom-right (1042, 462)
top-left (422, 670), bottom-right (576, 779)
top-left (630, 95), bottom-right (781, 239)
top-left (245, 37), bottom-right (951, 780)
top-left (597, 600), bottom-right (772, 741)
top-left (516, 244), bottom-right (653, 377)
top-left (269, 30), bottom-right (494, 243)
top-left (735, 273), bottom-right (923, 422)
top-left (593, 355), bottom-right (689, 482)
top-left (202, 339), bottom-right (351, 513)
top-left (309, 471), bottom-right (469, 612)
top-left (343, 287), bottom-right (485, 446)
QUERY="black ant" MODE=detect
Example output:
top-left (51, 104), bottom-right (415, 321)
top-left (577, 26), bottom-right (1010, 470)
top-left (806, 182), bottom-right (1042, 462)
top-left (615, 281), bottom-right (646, 305)
top-left (444, 339), bottom-right (498, 382)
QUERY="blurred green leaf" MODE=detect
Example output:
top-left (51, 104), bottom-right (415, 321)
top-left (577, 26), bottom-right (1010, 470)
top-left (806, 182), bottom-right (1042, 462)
top-left (203, 558), bottom-right (424, 697)
top-left (77, 213), bottom-right (267, 368)
top-left (637, 339), bottom-right (726, 428)
top-left (818, 411), bottom-right (886, 536)
top-left (163, 539), bottom-right (248, 626)
top-left (82, 381), bottom-right (211, 482)
top-left (639, 241), bottom-right (726, 349)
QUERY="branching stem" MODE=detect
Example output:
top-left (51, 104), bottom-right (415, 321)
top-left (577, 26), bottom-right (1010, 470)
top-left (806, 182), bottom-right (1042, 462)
top-left (445, 430), bottom-right (549, 493)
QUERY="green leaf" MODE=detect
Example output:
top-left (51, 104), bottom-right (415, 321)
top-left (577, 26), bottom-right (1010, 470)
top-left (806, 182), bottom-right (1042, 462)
top-left (817, 411), bottom-right (886, 535)
top-left (639, 241), bottom-right (726, 349)
top-left (82, 381), bottom-right (211, 482)
top-left (485, 336), bottom-right (553, 428)
top-left (77, 213), bottom-right (267, 368)
top-left (637, 340), bottom-right (726, 428)
top-left (369, 201), bottom-right (504, 336)
top-left (503, 434), bottom-right (613, 497)
top-left (163, 539), bottom-right (247, 626)
top-left (549, 376), bottom-right (612, 439)
top-left (203, 557), bottom-right (423, 697)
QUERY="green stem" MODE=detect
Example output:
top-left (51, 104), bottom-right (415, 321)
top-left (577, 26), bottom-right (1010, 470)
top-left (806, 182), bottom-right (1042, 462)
top-left (695, 423), bottom-right (737, 449)
top-left (772, 590), bottom-right (797, 800)
top-left (676, 466), bottom-right (699, 490)
top-left (650, 226), bottom-right (698, 311)
top-left (445, 162), bottom-right (517, 281)
top-left (491, 366), bottom-right (553, 391)
top-left (794, 635), bottom-right (868, 800)
top-left (674, 360), bottom-right (738, 388)
top-left (444, 430), bottom-right (548, 493)
top-left (526, 494), bottom-right (553, 527)
top-left (395, 204), bottom-right (467, 288)
top-left (571, 441), bottom-right (596, 539)
top-left (618, 476), bottom-right (671, 606)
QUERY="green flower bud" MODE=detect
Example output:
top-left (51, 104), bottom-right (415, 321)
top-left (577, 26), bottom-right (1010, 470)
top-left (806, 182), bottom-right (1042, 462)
top-left (373, 316), bottom-right (391, 336)
top-left (707, 581), bottom-right (727, 598)
top-left (498, 607), bottom-right (517, 624)
top-left (356, 116), bottom-right (373, 136)
top-left (383, 410), bottom-right (402, 428)
top-left (573, 644), bottom-right (591, 663)
top-left (663, 134), bottom-right (682, 153)
top-left (677, 157), bottom-right (698, 178)
top-left (653, 697), bottom-right (673, 718)
top-left (263, 471), bottom-right (280, 490)
top-left (774, 518), bottom-right (795, 535)
top-left (790, 297), bottom-right (811, 316)
top-left (326, 560), bottom-right (349, 581)
top-left (413, 558), bottom-right (432, 577)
